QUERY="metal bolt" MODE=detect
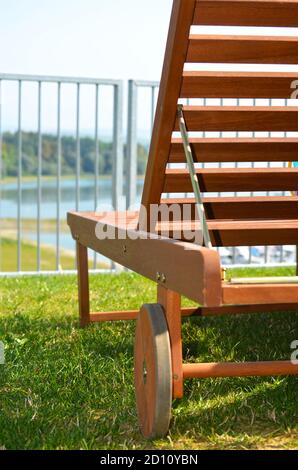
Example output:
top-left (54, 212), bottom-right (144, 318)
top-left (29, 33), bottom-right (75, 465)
top-left (156, 272), bottom-right (161, 282)
top-left (74, 235), bottom-right (79, 241)
top-left (173, 374), bottom-right (179, 381)
top-left (123, 245), bottom-right (127, 254)
top-left (161, 273), bottom-right (166, 284)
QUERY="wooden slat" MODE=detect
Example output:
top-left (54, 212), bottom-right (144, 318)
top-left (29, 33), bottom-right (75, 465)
top-left (181, 71), bottom-right (298, 99)
top-left (223, 282), bottom-right (298, 304)
top-left (88, 303), bottom-right (298, 322)
top-left (139, 0), bottom-right (197, 230)
top-left (196, 303), bottom-right (298, 316)
top-left (209, 219), bottom-right (298, 246)
top-left (164, 168), bottom-right (298, 193)
top-left (183, 361), bottom-right (298, 379)
top-left (156, 218), bottom-right (298, 246)
top-left (67, 211), bottom-right (222, 307)
top-left (174, 106), bottom-right (298, 132)
top-left (170, 138), bottom-right (298, 163)
top-left (161, 197), bottom-right (298, 220)
top-left (187, 35), bottom-right (298, 64)
top-left (193, 0), bottom-right (298, 27)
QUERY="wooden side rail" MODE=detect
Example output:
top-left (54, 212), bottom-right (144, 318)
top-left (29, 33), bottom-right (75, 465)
top-left (68, 211), bottom-right (222, 307)
top-left (89, 304), bottom-right (298, 323)
top-left (183, 361), bottom-right (298, 379)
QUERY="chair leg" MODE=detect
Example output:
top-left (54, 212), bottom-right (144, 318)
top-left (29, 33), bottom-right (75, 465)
top-left (157, 285), bottom-right (183, 399)
top-left (76, 242), bottom-right (90, 328)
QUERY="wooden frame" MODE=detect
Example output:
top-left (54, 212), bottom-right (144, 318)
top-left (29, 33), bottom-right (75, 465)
top-left (68, 0), bottom-right (298, 437)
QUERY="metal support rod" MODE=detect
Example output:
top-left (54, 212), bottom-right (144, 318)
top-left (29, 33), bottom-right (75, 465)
top-left (177, 105), bottom-right (212, 249)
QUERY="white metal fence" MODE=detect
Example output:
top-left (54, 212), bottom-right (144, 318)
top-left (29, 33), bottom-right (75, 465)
top-left (0, 74), bottom-right (296, 276)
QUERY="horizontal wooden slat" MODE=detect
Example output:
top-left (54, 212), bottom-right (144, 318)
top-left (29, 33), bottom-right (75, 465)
top-left (174, 106), bottom-right (298, 131)
top-left (161, 197), bottom-right (298, 220)
top-left (156, 218), bottom-right (298, 246)
top-left (223, 283), bottom-right (298, 304)
top-left (89, 303), bottom-right (298, 321)
top-left (181, 71), bottom-right (298, 98)
top-left (209, 219), bottom-right (298, 245)
top-left (193, 0), bottom-right (298, 27)
top-left (170, 138), bottom-right (298, 163)
top-left (164, 168), bottom-right (298, 192)
top-left (183, 361), bottom-right (298, 378)
top-left (187, 35), bottom-right (298, 64)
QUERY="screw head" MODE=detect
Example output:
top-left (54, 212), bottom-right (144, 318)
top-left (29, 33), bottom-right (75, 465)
top-left (161, 273), bottom-right (166, 284)
top-left (123, 245), bottom-right (127, 254)
top-left (156, 272), bottom-right (161, 282)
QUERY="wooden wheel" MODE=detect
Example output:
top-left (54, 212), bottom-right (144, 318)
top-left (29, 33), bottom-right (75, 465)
top-left (134, 303), bottom-right (172, 439)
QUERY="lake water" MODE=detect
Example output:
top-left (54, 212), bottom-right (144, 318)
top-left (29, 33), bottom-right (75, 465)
top-left (1, 177), bottom-right (144, 252)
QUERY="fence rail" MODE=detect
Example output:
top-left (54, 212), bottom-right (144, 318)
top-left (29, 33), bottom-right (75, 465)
top-left (0, 73), bottom-right (296, 276)
top-left (0, 74), bottom-right (123, 274)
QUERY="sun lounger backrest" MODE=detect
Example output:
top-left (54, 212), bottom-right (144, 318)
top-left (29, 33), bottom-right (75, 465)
top-left (140, 0), bottom-right (298, 243)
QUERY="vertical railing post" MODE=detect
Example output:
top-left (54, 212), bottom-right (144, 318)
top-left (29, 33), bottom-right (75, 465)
top-left (76, 83), bottom-right (81, 212)
top-left (126, 80), bottom-right (138, 209)
top-left (94, 84), bottom-right (100, 269)
top-left (56, 82), bottom-right (62, 271)
top-left (150, 86), bottom-right (156, 132)
top-left (112, 82), bottom-right (124, 211)
top-left (17, 80), bottom-right (22, 272)
top-left (37, 81), bottom-right (42, 271)
top-left (0, 80), bottom-right (2, 181)
top-left (0, 80), bottom-right (2, 272)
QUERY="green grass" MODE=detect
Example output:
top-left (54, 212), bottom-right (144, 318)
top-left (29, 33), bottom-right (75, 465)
top-left (0, 268), bottom-right (297, 450)
top-left (0, 238), bottom-right (107, 272)
top-left (0, 238), bottom-right (75, 272)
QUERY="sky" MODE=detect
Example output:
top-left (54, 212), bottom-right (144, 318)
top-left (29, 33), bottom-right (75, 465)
top-left (0, 0), bottom-right (172, 79)
top-left (0, 0), bottom-right (173, 134)
top-left (1, 0), bottom-right (298, 135)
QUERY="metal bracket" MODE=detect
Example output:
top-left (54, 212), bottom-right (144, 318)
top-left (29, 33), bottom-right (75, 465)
top-left (177, 105), bottom-right (213, 249)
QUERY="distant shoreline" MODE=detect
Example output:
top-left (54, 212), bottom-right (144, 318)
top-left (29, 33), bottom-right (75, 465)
top-left (1, 174), bottom-right (144, 185)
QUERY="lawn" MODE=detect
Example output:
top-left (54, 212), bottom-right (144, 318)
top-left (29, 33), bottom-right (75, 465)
top-left (0, 268), bottom-right (297, 450)
top-left (0, 238), bottom-right (107, 272)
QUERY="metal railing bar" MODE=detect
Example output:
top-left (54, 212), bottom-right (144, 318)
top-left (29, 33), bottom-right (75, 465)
top-left (76, 83), bottom-right (81, 212)
top-left (126, 80), bottom-right (137, 209)
top-left (0, 73), bottom-right (121, 86)
top-left (94, 84), bottom-right (99, 269)
top-left (56, 82), bottom-right (62, 271)
top-left (0, 80), bottom-right (2, 272)
top-left (150, 86), bottom-right (155, 132)
top-left (133, 80), bottom-right (159, 88)
top-left (37, 81), bottom-right (42, 271)
top-left (17, 80), bottom-right (22, 272)
top-left (112, 84), bottom-right (124, 211)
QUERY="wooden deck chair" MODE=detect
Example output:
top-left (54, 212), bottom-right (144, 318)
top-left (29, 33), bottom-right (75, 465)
top-left (68, 0), bottom-right (298, 438)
